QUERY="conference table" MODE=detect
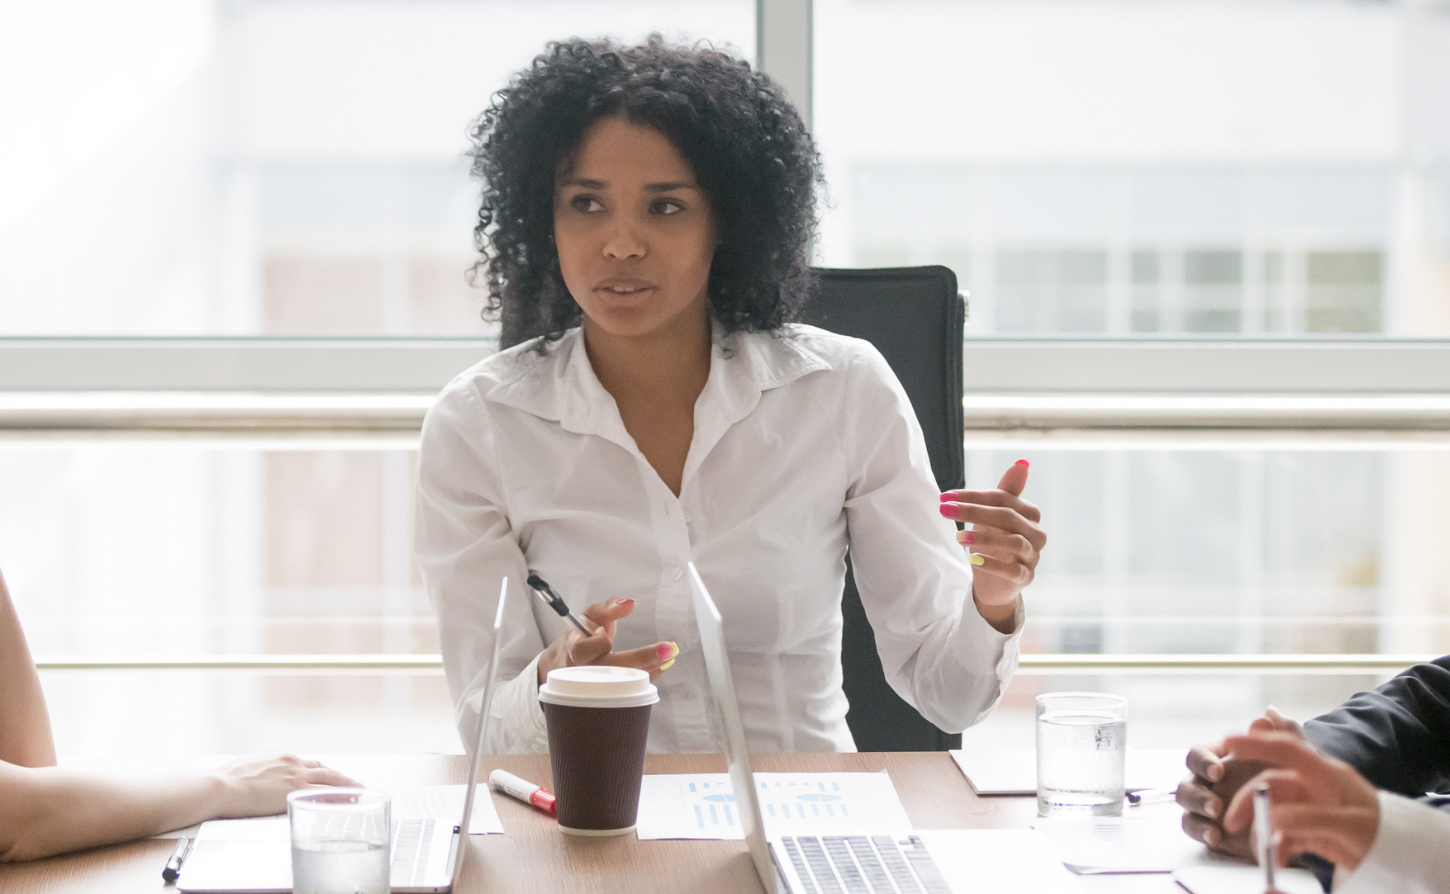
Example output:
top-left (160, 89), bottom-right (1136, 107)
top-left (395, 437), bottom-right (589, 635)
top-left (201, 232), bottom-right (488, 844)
top-left (0, 752), bottom-right (1192, 893)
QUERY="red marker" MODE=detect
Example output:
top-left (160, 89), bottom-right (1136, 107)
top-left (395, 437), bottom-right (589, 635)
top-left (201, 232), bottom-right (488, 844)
top-left (488, 768), bottom-right (557, 816)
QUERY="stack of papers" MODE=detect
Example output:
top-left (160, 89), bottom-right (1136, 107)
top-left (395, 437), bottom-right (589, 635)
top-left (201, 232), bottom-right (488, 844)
top-left (950, 747), bottom-right (1189, 795)
top-left (634, 771), bottom-right (912, 840)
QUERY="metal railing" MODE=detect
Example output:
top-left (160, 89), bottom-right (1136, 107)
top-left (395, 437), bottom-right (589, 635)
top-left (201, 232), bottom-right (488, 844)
top-left (32, 653), bottom-right (1439, 674)
top-left (6, 340), bottom-right (1450, 442)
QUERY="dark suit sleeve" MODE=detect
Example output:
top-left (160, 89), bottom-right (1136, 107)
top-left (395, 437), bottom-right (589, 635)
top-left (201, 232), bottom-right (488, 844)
top-left (1302, 655), bottom-right (1450, 798)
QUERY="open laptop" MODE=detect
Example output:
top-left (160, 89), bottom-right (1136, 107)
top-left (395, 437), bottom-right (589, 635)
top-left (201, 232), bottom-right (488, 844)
top-left (179, 578), bottom-right (509, 894)
top-left (686, 563), bottom-right (1082, 894)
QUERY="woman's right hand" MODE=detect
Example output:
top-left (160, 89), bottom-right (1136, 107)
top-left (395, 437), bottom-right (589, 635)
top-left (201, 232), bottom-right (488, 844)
top-left (536, 596), bottom-right (679, 685)
top-left (213, 753), bottom-right (361, 818)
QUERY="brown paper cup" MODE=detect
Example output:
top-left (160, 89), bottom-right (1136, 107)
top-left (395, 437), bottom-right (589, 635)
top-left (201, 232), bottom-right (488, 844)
top-left (538, 666), bottom-right (659, 836)
top-left (542, 702), bottom-right (653, 834)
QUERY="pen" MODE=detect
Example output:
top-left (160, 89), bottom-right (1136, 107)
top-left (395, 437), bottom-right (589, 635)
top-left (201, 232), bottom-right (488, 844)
top-left (1253, 782), bottom-right (1277, 893)
top-left (162, 836), bottom-right (192, 883)
top-left (489, 768), bottom-right (557, 816)
top-left (526, 573), bottom-right (591, 636)
top-left (1126, 787), bottom-right (1176, 806)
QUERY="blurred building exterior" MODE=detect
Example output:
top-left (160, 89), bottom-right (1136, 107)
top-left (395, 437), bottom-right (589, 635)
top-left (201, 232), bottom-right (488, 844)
top-left (2, 0), bottom-right (1448, 754)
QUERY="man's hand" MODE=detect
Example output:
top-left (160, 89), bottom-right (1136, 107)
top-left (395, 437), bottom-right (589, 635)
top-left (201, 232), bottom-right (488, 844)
top-left (1177, 707), bottom-right (1306, 860)
top-left (1222, 732), bottom-right (1381, 873)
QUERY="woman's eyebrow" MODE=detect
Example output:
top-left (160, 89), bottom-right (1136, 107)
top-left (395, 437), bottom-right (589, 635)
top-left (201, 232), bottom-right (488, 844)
top-left (645, 181), bottom-right (698, 192)
top-left (559, 177), bottom-right (606, 189)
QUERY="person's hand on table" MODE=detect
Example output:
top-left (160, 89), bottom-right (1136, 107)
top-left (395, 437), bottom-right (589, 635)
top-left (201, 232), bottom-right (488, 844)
top-left (537, 596), bottom-right (679, 685)
top-left (1222, 731), bottom-right (1381, 873)
top-left (1176, 706), bottom-right (1307, 859)
top-left (939, 460), bottom-right (1045, 633)
top-left (214, 753), bottom-right (361, 818)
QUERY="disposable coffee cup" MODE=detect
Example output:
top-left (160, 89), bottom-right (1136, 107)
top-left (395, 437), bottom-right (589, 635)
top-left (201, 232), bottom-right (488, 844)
top-left (539, 665), bottom-right (659, 836)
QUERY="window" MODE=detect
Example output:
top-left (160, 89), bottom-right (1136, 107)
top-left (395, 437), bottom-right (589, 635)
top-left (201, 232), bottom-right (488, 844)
top-left (0, 0), bottom-right (755, 757)
top-left (814, 0), bottom-right (1450, 746)
top-left (5, 0), bottom-right (1450, 756)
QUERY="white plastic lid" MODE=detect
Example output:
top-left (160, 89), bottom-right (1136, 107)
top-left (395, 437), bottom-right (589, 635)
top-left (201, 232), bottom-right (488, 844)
top-left (538, 666), bottom-right (660, 709)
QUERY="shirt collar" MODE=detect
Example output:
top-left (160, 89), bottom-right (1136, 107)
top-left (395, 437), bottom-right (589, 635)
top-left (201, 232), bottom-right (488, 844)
top-left (485, 323), bottom-right (831, 446)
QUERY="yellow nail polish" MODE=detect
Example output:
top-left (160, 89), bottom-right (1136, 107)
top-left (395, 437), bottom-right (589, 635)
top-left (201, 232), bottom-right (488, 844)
top-left (968, 554), bottom-right (985, 566)
top-left (667, 642), bottom-right (679, 660)
top-left (660, 659), bottom-right (675, 671)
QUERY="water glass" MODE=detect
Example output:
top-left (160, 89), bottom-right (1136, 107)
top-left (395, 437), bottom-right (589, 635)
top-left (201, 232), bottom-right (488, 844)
top-left (288, 788), bottom-right (391, 894)
top-left (1035, 692), bottom-right (1128, 817)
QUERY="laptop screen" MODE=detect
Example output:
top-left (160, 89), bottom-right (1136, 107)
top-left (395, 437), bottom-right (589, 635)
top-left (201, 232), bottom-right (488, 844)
top-left (686, 563), bottom-right (788, 894)
top-left (450, 577), bottom-right (507, 884)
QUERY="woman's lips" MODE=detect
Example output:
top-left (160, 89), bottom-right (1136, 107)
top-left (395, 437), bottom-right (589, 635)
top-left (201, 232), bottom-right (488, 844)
top-left (592, 285), bottom-right (657, 306)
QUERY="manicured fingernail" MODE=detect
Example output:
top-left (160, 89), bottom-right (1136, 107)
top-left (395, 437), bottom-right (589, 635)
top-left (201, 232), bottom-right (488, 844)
top-left (938, 504), bottom-right (955, 518)
top-left (659, 659), bottom-right (675, 672)
top-left (968, 554), bottom-right (985, 566)
top-left (656, 642), bottom-right (678, 660)
top-left (958, 531), bottom-right (976, 544)
top-left (1016, 459), bottom-right (1029, 467)
top-left (1203, 801), bottom-right (1218, 819)
top-left (1208, 764), bottom-right (1223, 782)
top-left (939, 492), bottom-right (953, 502)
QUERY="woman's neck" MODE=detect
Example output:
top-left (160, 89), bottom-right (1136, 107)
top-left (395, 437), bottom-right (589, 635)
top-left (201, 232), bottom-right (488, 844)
top-left (582, 311), bottom-right (713, 412)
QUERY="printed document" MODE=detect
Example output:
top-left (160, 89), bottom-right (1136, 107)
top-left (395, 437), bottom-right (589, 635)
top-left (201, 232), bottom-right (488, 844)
top-left (634, 771), bottom-right (912, 840)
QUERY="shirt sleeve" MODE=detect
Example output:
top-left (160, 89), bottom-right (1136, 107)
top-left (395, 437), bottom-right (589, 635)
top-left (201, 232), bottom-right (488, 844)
top-left (1332, 791), bottom-right (1450, 894)
top-left (840, 343), bottom-right (1023, 733)
top-left (414, 384), bottom-right (550, 754)
top-left (1304, 656), bottom-right (1450, 798)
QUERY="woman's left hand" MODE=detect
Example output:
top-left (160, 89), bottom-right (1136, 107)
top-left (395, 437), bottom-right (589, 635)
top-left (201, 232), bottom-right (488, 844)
top-left (939, 460), bottom-right (1045, 628)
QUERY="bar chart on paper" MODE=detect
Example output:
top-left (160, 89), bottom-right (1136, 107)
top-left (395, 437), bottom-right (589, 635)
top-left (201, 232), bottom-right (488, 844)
top-left (633, 772), bottom-right (913, 840)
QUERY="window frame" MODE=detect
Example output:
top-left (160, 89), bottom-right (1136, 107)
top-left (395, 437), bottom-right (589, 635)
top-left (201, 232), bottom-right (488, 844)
top-left (10, 0), bottom-right (1450, 677)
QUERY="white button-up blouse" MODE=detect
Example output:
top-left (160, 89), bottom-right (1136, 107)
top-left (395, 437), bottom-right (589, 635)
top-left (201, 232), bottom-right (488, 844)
top-left (414, 324), bottom-right (1023, 754)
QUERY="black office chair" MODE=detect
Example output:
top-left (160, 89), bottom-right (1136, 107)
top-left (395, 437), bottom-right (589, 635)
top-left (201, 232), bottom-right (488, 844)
top-left (802, 266), bottom-right (966, 752)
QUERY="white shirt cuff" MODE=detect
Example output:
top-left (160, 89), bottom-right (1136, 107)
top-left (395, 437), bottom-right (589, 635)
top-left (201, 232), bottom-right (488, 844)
top-left (1332, 791), bottom-right (1450, 894)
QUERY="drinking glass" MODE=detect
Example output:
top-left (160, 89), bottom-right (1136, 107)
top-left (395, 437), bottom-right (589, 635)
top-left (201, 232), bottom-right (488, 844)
top-left (1035, 692), bottom-right (1128, 817)
top-left (288, 788), bottom-right (391, 894)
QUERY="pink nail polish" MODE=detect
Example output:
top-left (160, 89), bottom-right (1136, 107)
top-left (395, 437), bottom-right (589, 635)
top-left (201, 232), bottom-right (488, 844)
top-left (938, 504), bottom-right (955, 518)
top-left (656, 643), bottom-right (672, 659)
top-left (939, 493), bottom-right (953, 502)
top-left (1015, 459), bottom-right (1029, 467)
top-left (960, 531), bottom-right (976, 544)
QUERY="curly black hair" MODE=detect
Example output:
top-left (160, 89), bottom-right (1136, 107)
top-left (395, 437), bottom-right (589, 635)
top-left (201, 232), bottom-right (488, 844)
top-left (467, 36), bottom-right (824, 348)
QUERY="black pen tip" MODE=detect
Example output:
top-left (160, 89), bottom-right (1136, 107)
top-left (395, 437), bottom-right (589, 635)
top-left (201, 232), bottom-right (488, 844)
top-left (526, 572), bottom-right (546, 590)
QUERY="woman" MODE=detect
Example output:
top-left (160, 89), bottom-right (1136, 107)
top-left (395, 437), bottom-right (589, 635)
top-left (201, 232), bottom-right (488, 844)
top-left (414, 37), bottom-right (1045, 754)
top-left (0, 568), bottom-right (357, 862)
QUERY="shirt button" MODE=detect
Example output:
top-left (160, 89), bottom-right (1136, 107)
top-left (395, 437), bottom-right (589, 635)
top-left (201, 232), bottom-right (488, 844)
top-left (672, 566), bottom-right (684, 581)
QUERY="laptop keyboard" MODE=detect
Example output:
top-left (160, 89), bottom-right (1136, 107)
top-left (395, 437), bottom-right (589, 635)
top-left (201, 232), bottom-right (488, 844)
top-left (390, 818), bottom-right (436, 888)
top-left (777, 835), bottom-right (950, 894)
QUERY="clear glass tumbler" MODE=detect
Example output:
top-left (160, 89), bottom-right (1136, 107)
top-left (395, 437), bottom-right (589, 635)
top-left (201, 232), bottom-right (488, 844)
top-left (288, 788), bottom-right (391, 894)
top-left (1035, 692), bottom-right (1128, 817)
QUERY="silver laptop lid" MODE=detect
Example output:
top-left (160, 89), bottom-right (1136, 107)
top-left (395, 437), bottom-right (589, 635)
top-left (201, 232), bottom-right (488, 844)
top-left (686, 563), bottom-right (788, 894)
top-left (450, 577), bottom-right (507, 885)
